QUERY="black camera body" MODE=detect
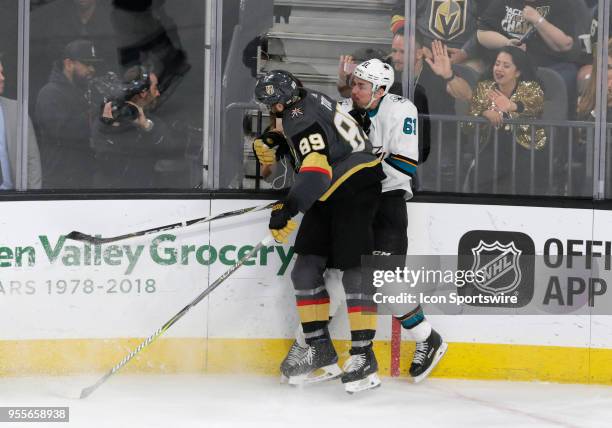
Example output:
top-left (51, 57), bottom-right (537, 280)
top-left (90, 70), bottom-right (151, 123)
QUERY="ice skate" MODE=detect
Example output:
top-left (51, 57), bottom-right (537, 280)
top-left (280, 340), bottom-right (308, 383)
top-left (285, 338), bottom-right (342, 386)
top-left (341, 346), bottom-right (381, 394)
top-left (410, 329), bottom-right (447, 383)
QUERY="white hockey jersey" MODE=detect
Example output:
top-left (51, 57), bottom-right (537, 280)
top-left (339, 94), bottom-right (419, 199)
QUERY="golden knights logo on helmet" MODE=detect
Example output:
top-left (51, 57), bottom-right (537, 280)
top-left (429, 0), bottom-right (467, 41)
top-left (265, 85), bottom-right (275, 96)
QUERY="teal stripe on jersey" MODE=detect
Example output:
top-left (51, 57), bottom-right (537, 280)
top-left (385, 157), bottom-right (417, 176)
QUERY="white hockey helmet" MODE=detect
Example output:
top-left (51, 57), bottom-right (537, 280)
top-left (352, 58), bottom-right (395, 97)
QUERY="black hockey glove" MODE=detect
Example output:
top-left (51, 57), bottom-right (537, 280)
top-left (253, 130), bottom-right (288, 166)
top-left (269, 198), bottom-right (299, 244)
top-left (349, 108), bottom-right (372, 135)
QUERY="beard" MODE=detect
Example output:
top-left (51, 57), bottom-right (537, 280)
top-left (73, 73), bottom-right (91, 90)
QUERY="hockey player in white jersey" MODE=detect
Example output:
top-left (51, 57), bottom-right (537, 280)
top-left (344, 58), bottom-right (447, 382)
top-left (280, 59), bottom-right (447, 384)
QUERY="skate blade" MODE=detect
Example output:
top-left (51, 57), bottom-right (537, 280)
top-left (288, 364), bottom-right (342, 386)
top-left (344, 373), bottom-right (381, 394)
top-left (412, 342), bottom-right (448, 384)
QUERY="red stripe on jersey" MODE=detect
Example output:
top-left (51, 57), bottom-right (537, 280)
top-left (300, 167), bottom-right (332, 178)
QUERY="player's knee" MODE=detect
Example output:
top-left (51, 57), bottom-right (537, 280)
top-left (291, 254), bottom-right (327, 291)
top-left (341, 267), bottom-right (364, 294)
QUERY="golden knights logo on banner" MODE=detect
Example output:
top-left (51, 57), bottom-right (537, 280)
top-left (429, 0), bottom-right (467, 41)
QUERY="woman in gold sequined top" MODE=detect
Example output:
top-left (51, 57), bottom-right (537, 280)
top-left (464, 46), bottom-right (546, 194)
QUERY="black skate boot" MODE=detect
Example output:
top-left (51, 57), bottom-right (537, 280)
top-left (280, 340), bottom-right (308, 383)
top-left (285, 337), bottom-right (342, 386)
top-left (341, 345), bottom-right (381, 394)
top-left (409, 329), bottom-right (447, 383)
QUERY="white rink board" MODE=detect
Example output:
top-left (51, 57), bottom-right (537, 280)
top-left (0, 199), bottom-right (609, 350)
top-left (0, 199), bottom-right (215, 340)
top-left (406, 203), bottom-right (595, 348)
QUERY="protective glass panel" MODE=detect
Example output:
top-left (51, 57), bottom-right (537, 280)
top-left (0, 0), bottom-right (25, 191)
top-left (600, 3), bottom-right (612, 198)
top-left (218, 0), bottom-right (396, 190)
top-left (410, 0), bottom-right (594, 197)
top-left (29, 0), bottom-right (206, 190)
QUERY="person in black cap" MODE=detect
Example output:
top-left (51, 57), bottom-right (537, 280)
top-left (35, 39), bottom-right (102, 189)
top-left (29, 0), bottom-right (117, 109)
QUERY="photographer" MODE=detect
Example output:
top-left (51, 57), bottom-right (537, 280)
top-left (92, 65), bottom-right (179, 188)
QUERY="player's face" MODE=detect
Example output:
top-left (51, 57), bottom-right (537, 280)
top-left (270, 103), bottom-right (285, 114)
top-left (0, 62), bottom-right (5, 95)
top-left (350, 76), bottom-right (374, 109)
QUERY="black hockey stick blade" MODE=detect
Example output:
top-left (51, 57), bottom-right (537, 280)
top-left (78, 235), bottom-right (275, 399)
top-left (65, 202), bottom-right (275, 245)
top-left (65, 231), bottom-right (103, 244)
top-left (80, 378), bottom-right (107, 399)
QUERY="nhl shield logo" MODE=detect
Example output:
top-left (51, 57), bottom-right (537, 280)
top-left (458, 230), bottom-right (535, 308)
top-left (471, 240), bottom-right (522, 296)
top-left (265, 85), bottom-right (275, 96)
top-left (429, 0), bottom-right (467, 41)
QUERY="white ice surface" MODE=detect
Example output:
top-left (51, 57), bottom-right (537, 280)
top-left (2, 375), bottom-right (612, 428)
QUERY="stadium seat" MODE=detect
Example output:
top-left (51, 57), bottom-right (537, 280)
top-left (537, 67), bottom-right (568, 121)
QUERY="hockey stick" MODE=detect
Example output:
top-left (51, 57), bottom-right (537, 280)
top-left (79, 234), bottom-right (275, 399)
top-left (65, 202), bottom-right (276, 245)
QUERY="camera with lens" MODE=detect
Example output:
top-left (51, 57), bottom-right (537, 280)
top-left (90, 69), bottom-right (151, 124)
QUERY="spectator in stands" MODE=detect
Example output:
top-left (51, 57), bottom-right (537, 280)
top-left (384, 31), bottom-right (472, 114)
top-left (464, 46), bottom-right (546, 194)
top-left (578, 39), bottom-right (612, 121)
top-left (477, 0), bottom-right (577, 116)
top-left (379, 30), bottom-right (473, 191)
top-left (0, 56), bottom-right (42, 190)
top-left (0, 1), bottom-right (18, 100)
top-left (390, 0), bottom-right (481, 70)
top-left (577, 4), bottom-right (610, 106)
top-left (569, 34), bottom-right (604, 196)
top-left (91, 65), bottom-right (180, 188)
top-left (30, 0), bottom-right (116, 111)
top-left (35, 39), bottom-right (100, 189)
